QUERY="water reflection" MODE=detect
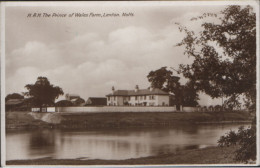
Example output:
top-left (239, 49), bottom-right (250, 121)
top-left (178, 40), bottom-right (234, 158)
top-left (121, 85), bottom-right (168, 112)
top-left (6, 123), bottom-right (248, 161)
top-left (29, 129), bottom-right (56, 156)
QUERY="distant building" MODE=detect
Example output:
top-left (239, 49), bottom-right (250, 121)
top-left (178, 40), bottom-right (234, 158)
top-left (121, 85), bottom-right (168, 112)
top-left (106, 85), bottom-right (170, 106)
top-left (65, 94), bottom-right (85, 106)
top-left (71, 97), bottom-right (85, 106)
top-left (65, 94), bottom-right (80, 101)
top-left (5, 99), bottom-right (24, 111)
top-left (85, 97), bottom-right (107, 106)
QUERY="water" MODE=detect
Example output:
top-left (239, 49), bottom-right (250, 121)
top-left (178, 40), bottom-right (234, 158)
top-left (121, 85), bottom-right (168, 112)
top-left (6, 123), bottom-right (249, 161)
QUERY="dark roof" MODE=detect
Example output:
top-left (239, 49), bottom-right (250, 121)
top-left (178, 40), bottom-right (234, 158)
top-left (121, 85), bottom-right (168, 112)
top-left (86, 97), bottom-right (107, 105)
top-left (66, 94), bottom-right (80, 97)
top-left (106, 88), bottom-right (169, 96)
top-left (6, 99), bottom-right (24, 105)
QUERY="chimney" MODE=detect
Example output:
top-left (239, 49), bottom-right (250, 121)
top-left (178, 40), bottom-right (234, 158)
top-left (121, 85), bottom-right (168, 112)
top-left (112, 86), bottom-right (115, 94)
top-left (135, 85), bottom-right (139, 92)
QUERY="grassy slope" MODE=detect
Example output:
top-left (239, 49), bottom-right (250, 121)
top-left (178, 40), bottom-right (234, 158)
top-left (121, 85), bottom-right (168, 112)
top-left (60, 111), bottom-right (253, 129)
top-left (6, 111), bottom-right (253, 129)
top-left (6, 146), bottom-right (245, 165)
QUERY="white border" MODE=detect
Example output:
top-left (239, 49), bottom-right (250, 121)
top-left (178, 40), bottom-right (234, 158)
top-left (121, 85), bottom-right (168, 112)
top-left (256, 0), bottom-right (260, 165)
top-left (1, 1), bottom-right (6, 167)
top-left (1, 0), bottom-right (259, 167)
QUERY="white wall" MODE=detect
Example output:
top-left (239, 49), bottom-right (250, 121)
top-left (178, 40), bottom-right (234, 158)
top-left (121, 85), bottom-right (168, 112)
top-left (31, 107), bottom-right (56, 112)
top-left (117, 96), bottom-right (124, 106)
top-left (31, 108), bottom-right (40, 112)
top-left (157, 95), bottom-right (169, 106)
top-left (182, 107), bottom-right (198, 112)
top-left (47, 107), bottom-right (56, 112)
top-left (32, 106), bottom-right (200, 113)
top-left (56, 106), bottom-right (176, 113)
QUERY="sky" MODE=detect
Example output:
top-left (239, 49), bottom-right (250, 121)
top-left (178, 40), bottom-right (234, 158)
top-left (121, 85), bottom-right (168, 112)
top-left (4, 2), bottom-right (238, 105)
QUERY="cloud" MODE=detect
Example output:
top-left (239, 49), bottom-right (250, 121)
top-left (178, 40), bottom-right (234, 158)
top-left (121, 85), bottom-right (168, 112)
top-left (5, 5), bottom-right (226, 106)
top-left (6, 25), bottom-right (188, 101)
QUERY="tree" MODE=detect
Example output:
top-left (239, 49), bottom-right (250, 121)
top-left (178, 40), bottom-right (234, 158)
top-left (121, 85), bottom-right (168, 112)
top-left (182, 81), bottom-right (199, 106)
top-left (5, 93), bottom-right (24, 101)
top-left (176, 5), bottom-right (256, 109)
top-left (218, 117), bottom-right (256, 163)
top-left (24, 77), bottom-right (64, 112)
top-left (147, 67), bottom-right (199, 107)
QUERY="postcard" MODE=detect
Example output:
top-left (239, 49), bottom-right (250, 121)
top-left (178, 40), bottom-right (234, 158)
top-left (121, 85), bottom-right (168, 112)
top-left (1, 1), bottom-right (259, 167)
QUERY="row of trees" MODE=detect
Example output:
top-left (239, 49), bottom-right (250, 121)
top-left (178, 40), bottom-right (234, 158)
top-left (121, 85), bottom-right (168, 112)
top-left (6, 77), bottom-right (64, 112)
top-left (147, 66), bottom-right (199, 107)
top-left (175, 5), bottom-right (256, 110)
top-left (147, 5), bottom-right (256, 163)
top-left (175, 5), bottom-right (256, 163)
top-left (147, 6), bottom-right (256, 111)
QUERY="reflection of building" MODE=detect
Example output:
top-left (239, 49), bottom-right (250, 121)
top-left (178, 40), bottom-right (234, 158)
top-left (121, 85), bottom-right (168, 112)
top-left (106, 85), bottom-right (170, 106)
top-left (85, 97), bottom-right (107, 106)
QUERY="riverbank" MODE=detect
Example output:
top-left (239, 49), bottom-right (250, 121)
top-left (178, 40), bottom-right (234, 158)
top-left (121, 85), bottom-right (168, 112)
top-left (6, 111), bottom-right (253, 130)
top-left (7, 145), bottom-right (248, 165)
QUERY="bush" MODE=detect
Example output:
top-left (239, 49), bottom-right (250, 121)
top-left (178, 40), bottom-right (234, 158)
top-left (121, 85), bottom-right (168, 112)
top-left (218, 118), bottom-right (256, 163)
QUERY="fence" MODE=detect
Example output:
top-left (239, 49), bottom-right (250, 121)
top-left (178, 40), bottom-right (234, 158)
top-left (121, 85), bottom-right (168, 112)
top-left (56, 106), bottom-right (177, 113)
top-left (182, 106), bottom-right (198, 112)
top-left (31, 107), bottom-right (56, 112)
top-left (31, 106), bottom-right (203, 113)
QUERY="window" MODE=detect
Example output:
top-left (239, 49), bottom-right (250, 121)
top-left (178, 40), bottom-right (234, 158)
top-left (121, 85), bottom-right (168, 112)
top-left (114, 96), bottom-right (116, 101)
top-left (135, 96), bottom-right (137, 100)
top-left (108, 97), bottom-right (110, 101)
top-left (140, 96), bottom-right (143, 100)
top-left (144, 96), bottom-right (146, 100)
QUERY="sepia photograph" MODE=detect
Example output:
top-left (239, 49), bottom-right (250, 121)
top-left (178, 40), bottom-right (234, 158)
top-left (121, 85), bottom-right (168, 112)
top-left (1, 1), bottom-right (259, 166)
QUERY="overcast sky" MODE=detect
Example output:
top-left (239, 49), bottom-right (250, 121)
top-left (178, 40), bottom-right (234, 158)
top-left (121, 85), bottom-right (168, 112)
top-left (5, 2), bottom-right (244, 105)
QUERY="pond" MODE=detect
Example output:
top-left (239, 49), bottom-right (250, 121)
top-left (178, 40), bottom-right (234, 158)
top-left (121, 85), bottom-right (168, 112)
top-left (6, 123), bottom-right (248, 160)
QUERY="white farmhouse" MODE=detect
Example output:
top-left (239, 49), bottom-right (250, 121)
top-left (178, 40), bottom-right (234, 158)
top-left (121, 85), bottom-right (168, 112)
top-left (106, 85), bottom-right (170, 106)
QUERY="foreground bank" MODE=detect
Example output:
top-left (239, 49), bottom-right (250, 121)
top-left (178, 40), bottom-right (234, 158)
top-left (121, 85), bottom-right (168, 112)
top-left (7, 145), bottom-right (250, 165)
top-left (6, 111), bottom-right (253, 129)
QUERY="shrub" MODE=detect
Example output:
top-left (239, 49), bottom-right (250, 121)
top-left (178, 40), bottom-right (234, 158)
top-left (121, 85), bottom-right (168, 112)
top-left (218, 118), bottom-right (256, 163)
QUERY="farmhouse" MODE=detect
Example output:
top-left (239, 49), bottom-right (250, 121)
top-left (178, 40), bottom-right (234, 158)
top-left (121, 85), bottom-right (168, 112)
top-left (106, 85), bottom-right (170, 106)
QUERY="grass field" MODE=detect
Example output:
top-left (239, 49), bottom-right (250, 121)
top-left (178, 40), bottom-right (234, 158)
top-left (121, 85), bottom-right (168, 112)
top-left (6, 111), bottom-right (253, 129)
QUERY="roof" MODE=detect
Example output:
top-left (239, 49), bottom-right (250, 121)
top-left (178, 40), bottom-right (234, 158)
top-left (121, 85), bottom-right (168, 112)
top-left (106, 88), bottom-right (169, 96)
top-left (70, 98), bottom-right (78, 102)
top-left (6, 99), bottom-right (24, 105)
top-left (66, 94), bottom-right (80, 97)
top-left (86, 97), bottom-right (107, 105)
